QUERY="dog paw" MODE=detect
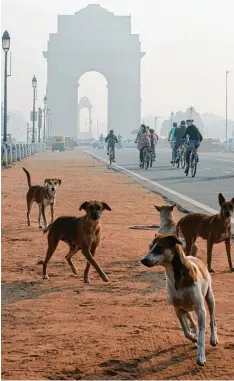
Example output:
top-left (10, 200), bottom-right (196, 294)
top-left (39, 225), bottom-right (42, 229)
top-left (210, 336), bottom-right (218, 347)
top-left (196, 358), bottom-right (206, 367)
top-left (230, 267), bottom-right (234, 272)
top-left (84, 278), bottom-right (90, 284)
top-left (208, 268), bottom-right (215, 273)
top-left (42, 274), bottom-right (49, 280)
top-left (102, 274), bottom-right (109, 282)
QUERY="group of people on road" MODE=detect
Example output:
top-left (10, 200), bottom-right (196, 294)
top-left (135, 124), bottom-right (158, 167)
top-left (168, 119), bottom-right (203, 174)
top-left (99, 119), bottom-right (202, 173)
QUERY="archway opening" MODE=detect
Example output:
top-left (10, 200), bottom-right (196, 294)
top-left (77, 71), bottom-right (107, 139)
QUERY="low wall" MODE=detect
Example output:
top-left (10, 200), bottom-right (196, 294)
top-left (1, 143), bottom-right (46, 168)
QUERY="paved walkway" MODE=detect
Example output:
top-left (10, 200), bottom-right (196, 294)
top-left (2, 150), bottom-right (234, 380)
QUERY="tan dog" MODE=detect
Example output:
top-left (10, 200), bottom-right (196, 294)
top-left (23, 167), bottom-right (61, 229)
top-left (141, 234), bottom-right (218, 366)
top-left (154, 204), bottom-right (198, 256)
top-left (176, 193), bottom-right (234, 273)
top-left (41, 200), bottom-right (111, 283)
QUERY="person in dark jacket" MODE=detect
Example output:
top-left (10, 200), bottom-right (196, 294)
top-left (105, 130), bottom-right (118, 162)
top-left (182, 120), bottom-right (203, 174)
top-left (173, 120), bottom-right (187, 163)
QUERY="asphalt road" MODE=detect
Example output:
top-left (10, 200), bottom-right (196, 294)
top-left (85, 146), bottom-right (234, 217)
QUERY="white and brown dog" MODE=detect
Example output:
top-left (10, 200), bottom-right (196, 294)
top-left (141, 234), bottom-right (218, 366)
top-left (154, 204), bottom-right (198, 256)
top-left (23, 167), bottom-right (61, 229)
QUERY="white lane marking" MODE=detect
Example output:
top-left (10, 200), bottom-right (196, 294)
top-left (200, 156), bottom-right (234, 163)
top-left (86, 151), bottom-right (234, 225)
top-left (205, 168), bottom-right (212, 171)
top-left (223, 171), bottom-right (232, 174)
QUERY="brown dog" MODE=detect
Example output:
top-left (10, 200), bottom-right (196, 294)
top-left (41, 200), bottom-right (111, 283)
top-left (154, 204), bottom-right (198, 256)
top-left (176, 193), bottom-right (234, 272)
top-left (23, 167), bottom-right (61, 229)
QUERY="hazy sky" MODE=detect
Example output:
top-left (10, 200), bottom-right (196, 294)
top-left (1, 0), bottom-right (234, 131)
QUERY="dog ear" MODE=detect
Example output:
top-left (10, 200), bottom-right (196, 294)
top-left (169, 204), bottom-right (176, 211)
top-left (44, 179), bottom-right (50, 185)
top-left (79, 201), bottom-right (89, 211)
top-left (102, 202), bottom-right (112, 211)
top-left (231, 197), bottom-right (234, 205)
top-left (57, 179), bottom-right (62, 185)
top-left (218, 193), bottom-right (225, 206)
top-left (165, 235), bottom-right (183, 247)
top-left (154, 205), bottom-right (162, 212)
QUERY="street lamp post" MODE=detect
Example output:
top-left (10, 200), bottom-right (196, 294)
top-left (43, 95), bottom-right (47, 143)
top-left (170, 111), bottom-right (174, 129)
top-left (154, 116), bottom-right (157, 132)
top-left (2, 30), bottom-right (11, 145)
top-left (32, 75), bottom-right (37, 143)
top-left (190, 105), bottom-right (193, 119)
top-left (225, 70), bottom-right (229, 140)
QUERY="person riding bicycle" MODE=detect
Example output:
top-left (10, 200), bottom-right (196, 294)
top-left (182, 120), bottom-right (203, 174)
top-left (174, 120), bottom-right (186, 163)
top-left (168, 122), bottom-right (178, 163)
top-left (135, 124), bottom-right (151, 168)
top-left (105, 130), bottom-right (118, 162)
top-left (149, 128), bottom-right (158, 159)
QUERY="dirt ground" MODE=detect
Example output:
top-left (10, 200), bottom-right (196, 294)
top-left (1, 151), bottom-right (234, 380)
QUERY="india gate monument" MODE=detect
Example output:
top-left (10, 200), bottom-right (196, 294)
top-left (43, 4), bottom-right (145, 138)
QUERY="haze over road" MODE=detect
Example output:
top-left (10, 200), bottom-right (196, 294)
top-left (85, 147), bottom-right (234, 214)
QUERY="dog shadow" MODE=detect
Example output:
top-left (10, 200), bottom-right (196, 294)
top-left (45, 343), bottom-right (209, 380)
top-left (1, 280), bottom-right (77, 308)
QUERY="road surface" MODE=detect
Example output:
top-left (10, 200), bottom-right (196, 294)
top-left (85, 146), bottom-right (234, 217)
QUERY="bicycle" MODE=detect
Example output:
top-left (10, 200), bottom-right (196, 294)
top-left (175, 144), bottom-right (185, 168)
top-left (184, 143), bottom-right (199, 177)
top-left (142, 147), bottom-right (150, 170)
top-left (109, 146), bottom-right (115, 165)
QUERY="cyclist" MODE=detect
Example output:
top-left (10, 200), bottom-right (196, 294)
top-left (174, 120), bottom-right (186, 163)
top-left (105, 129), bottom-right (118, 162)
top-left (182, 120), bottom-right (203, 174)
top-left (149, 128), bottom-right (158, 159)
top-left (168, 122), bottom-right (178, 163)
top-left (135, 124), bottom-right (151, 168)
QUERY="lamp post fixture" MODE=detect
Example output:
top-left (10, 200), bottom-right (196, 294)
top-left (32, 75), bottom-right (37, 143)
top-left (225, 70), bottom-right (229, 140)
top-left (2, 30), bottom-right (11, 145)
top-left (43, 95), bottom-right (47, 143)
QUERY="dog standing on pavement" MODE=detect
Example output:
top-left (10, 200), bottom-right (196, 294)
top-left (154, 204), bottom-right (198, 256)
top-left (141, 234), bottom-right (218, 366)
top-left (176, 193), bottom-right (234, 272)
top-left (23, 167), bottom-right (61, 229)
top-left (41, 200), bottom-right (111, 283)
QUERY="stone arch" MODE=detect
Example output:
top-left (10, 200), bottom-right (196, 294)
top-left (43, 4), bottom-right (145, 138)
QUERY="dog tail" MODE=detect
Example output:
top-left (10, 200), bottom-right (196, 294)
top-left (43, 224), bottom-right (52, 234)
top-left (22, 167), bottom-right (32, 188)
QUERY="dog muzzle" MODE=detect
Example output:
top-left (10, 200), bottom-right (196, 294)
top-left (90, 212), bottom-right (100, 221)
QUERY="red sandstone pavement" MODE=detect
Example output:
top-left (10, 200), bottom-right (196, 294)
top-left (1, 151), bottom-right (234, 380)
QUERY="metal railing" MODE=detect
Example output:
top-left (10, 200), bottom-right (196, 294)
top-left (1, 142), bottom-right (46, 168)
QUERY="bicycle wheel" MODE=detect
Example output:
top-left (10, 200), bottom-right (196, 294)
top-left (150, 152), bottom-right (153, 167)
top-left (191, 153), bottom-right (198, 177)
top-left (109, 148), bottom-right (113, 165)
top-left (181, 151), bottom-right (186, 168)
top-left (176, 152), bottom-right (180, 168)
top-left (143, 150), bottom-right (149, 170)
